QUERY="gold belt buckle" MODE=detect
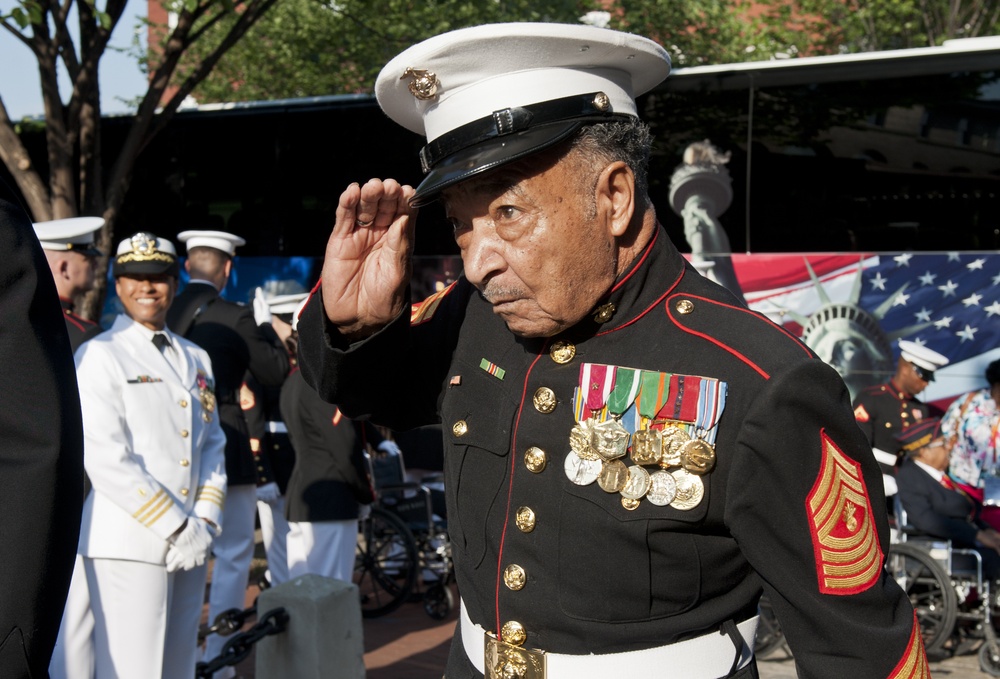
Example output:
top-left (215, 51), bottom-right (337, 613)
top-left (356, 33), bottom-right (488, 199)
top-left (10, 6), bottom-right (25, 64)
top-left (485, 632), bottom-right (546, 679)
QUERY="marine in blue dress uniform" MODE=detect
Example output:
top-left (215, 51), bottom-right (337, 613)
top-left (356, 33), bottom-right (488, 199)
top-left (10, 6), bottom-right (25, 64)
top-left (297, 23), bottom-right (929, 679)
top-left (853, 339), bottom-right (949, 497)
top-left (33, 216), bottom-right (105, 351)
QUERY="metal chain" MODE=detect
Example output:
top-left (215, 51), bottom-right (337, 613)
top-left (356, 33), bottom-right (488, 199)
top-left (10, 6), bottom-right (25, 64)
top-left (194, 607), bottom-right (289, 679)
top-left (198, 605), bottom-right (258, 643)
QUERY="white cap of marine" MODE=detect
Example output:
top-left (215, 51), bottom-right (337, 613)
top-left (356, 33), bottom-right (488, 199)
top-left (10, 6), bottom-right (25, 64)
top-left (33, 216), bottom-right (105, 255)
top-left (375, 22), bottom-right (671, 205)
top-left (898, 339), bottom-right (949, 380)
top-left (177, 230), bottom-right (247, 257)
top-left (267, 292), bottom-right (309, 316)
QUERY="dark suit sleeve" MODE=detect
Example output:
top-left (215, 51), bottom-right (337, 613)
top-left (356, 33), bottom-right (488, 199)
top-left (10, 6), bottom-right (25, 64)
top-left (236, 307), bottom-right (290, 388)
top-left (897, 461), bottom-right (980, 545)
top-left (0, 179), bottom-right (85, 678)
top-left (296, 282), bottom-right (467, 430)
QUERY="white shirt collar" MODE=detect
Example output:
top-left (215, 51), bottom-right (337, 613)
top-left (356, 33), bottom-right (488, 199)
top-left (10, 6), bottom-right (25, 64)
top-left (913, 459), bottom-right (944, 482)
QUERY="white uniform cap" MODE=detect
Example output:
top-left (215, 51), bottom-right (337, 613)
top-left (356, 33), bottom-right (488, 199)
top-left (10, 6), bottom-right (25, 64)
top-left (177, 230), bottom-right (247, 257)
top-left (112, 232), bottom-right (179, 277)
top-left (375, 22), bottom-right (671, 205)
top-left (32, 216), bottom-right (104, 255)
top-left (268, 292), bottom-right (309, 316)
top-left (898, 339), bottom-right (949, 380)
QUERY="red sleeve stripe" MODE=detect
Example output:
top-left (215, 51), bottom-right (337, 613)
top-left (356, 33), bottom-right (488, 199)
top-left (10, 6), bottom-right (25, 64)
top-left (887, 611), bottom-right (930, 678)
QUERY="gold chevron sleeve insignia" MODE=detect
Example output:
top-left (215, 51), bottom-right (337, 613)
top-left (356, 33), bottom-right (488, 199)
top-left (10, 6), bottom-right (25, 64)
top-left (888, 611), bottom-right (930, 678)
top-left (806, 430), bottom-right (884, 595)
top-left (410, 281), bottom-right (456, 326)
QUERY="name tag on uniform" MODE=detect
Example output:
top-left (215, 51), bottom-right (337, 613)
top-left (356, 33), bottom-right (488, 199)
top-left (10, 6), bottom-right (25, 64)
top-left (127, 375), bottom-right (163, 383)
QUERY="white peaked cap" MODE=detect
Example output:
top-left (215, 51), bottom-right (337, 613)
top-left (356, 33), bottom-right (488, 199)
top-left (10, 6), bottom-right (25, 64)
top-left (177, 230), bottom-right (246, 257)
top-left (33, 216), bottom-right (105, 254)
top-left (375, 22), bottom-right (671, 205)
top-left (898, 340), bottom-right (949, 372)
top-left (268, 292), bottom-right (309, 316)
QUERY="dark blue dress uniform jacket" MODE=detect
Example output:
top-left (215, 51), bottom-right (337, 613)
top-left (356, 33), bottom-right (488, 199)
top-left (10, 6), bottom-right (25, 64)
top-left (60, 298), bottom-right (101, 352)
top-left (854, 381), bottom-right (942, 456)
top-left (298, 225), bottom-right (925, 678)
top-left (167, 282), bottom-right (290, 485)
top-left (0, 178), bottom-right (84, 679)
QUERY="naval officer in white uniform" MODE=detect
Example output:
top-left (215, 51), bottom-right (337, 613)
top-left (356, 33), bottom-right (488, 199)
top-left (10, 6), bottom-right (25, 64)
top-left (72, 232), bottom-right (227, 679)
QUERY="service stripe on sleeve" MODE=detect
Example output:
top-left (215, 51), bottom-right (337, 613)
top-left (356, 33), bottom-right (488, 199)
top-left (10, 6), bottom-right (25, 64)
top-left (887, 611), bottom-right (930, 678)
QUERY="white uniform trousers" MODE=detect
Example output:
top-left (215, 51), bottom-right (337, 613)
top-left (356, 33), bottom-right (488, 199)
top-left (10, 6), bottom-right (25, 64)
top-left (85, 556), bottom-right (207, 679)
top-left (202, 484), bottom-right (257, 666)
top-left (257, 495), bottom-right (291, 585)
top-left (50, 555), bottom-right (94, 679)
top-left (287, 519), bottom-right (357, 583)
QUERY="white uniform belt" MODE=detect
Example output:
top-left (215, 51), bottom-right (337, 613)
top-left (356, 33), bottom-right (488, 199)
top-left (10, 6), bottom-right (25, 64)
top-left (872, 447), bottom-right (899, 467)
top-left (460, 600), bottom-right (757, 678)
top-left (266, 421), bottom-right (288, 434)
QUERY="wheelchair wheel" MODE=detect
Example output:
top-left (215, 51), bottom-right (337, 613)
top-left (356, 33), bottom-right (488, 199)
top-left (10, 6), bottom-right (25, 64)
top-left (355, 506), bottom-right (419, 618)
top-left (754, 594), bottom-right (787, 659)
top-left (886, 543), bottom-right (957, 654)
top-left (423, 582), bottom-right (454, 620)
top-left (979, 640), bottom-right (1000, 676)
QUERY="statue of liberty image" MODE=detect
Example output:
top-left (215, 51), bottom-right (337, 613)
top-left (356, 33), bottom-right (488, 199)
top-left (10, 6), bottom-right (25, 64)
top-left (669, 140), bottom-right (920, 400)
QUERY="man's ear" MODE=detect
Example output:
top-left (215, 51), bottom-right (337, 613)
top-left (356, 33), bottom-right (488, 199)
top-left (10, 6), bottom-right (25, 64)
top-left (595, 161), bottom-right (635, 237)
top-left (56, 257), bottom-right (71, 280)
top-left (223, 258), bottom-right (232, 279)
top-left (184, 259), bottom-right (192, 273)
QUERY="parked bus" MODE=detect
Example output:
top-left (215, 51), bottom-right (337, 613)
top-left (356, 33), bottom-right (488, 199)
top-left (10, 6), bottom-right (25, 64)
top-left (10, 35), bottom-right (996, 399)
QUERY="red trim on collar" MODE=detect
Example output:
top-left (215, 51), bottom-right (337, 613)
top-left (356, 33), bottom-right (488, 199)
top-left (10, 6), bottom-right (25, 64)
top-left (607, 225), bottom-right (658, 296)
top-left (889, 378), bottom-right (912, 399)
top-left (596, 236), bottom-right (683, 338)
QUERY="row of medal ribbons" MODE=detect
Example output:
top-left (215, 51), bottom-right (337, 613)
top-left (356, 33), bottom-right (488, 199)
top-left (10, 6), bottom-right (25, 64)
top-left (564, 363), bottom-right (728, 511)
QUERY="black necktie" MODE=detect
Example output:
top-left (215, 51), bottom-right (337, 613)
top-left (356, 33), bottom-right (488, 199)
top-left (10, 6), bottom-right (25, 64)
top-left (152, 333), bottom-right (170, 351)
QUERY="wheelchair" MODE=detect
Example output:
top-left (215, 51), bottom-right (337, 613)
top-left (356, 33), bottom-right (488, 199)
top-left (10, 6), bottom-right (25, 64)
top-left (755, 497), bottom-right (1000, 675)
top-left (888, 499), bottom-right (1000, 674)
top-left (353, 446), bottom-right (455, 620)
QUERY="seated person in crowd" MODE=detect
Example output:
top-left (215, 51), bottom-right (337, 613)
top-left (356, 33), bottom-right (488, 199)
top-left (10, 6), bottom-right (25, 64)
top-left (896, 417), bottom-right (1000, 579)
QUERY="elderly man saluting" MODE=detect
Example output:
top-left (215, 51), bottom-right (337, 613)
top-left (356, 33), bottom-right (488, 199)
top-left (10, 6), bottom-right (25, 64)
top-left (72, 232), bottom-right (227, 679)
top-left (297, 23), bottom-right (927, 678)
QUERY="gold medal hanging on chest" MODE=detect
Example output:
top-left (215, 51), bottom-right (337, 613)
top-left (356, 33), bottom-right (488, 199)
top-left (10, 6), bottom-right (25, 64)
top-left (197, 371), bottom-right (216, 423)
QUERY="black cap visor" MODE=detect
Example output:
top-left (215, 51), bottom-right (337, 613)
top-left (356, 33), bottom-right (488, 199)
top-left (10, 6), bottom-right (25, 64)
top-left (411, 119), bottom-right (588, 207)
top-left (65, 243), bottom-right (104, 257)
top-left (113, 258), bottom-right (179, 279)
top-left (911, 362), bottom-right (936, 382)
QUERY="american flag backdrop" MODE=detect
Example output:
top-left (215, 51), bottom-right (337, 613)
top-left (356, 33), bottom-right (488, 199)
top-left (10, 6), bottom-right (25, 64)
top-left (726, 252), bottom-right (1000, 409)
top-left (125, 252), bottom-right (999, 411)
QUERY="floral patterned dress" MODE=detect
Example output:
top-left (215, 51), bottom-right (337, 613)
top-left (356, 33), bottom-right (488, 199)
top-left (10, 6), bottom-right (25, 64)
top-left (944, 388), bottom-right (1000, 488)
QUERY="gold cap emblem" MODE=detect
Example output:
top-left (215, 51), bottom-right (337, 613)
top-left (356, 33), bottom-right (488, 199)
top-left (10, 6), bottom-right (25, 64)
top-left (401, 67), bottom-right (439, 100)
top-left (592, 92), bottom-right (611, 112)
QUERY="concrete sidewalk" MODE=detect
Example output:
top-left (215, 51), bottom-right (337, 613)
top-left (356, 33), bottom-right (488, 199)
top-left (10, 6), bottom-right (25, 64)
top-left (205, 559), bottom-right (985, 679)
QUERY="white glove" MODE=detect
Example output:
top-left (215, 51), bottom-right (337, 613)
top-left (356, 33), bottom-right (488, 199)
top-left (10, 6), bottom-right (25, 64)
top-left (256, 481), bottom-right (281, 505)
top-left (377, 440), bottom-right (401, 456)
top-left (253, 287), bottom-right (272, 326)
top-left (165, 519), bottom-right (214, 573)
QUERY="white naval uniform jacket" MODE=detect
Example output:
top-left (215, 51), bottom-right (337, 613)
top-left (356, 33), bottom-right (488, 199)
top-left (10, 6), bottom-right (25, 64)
top-left (75, 314), bottom-right (227, 563)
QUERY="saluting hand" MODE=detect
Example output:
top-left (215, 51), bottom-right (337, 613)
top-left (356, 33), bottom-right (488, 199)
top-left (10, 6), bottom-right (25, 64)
top-left (321, 179), bottom-right (417, 340)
